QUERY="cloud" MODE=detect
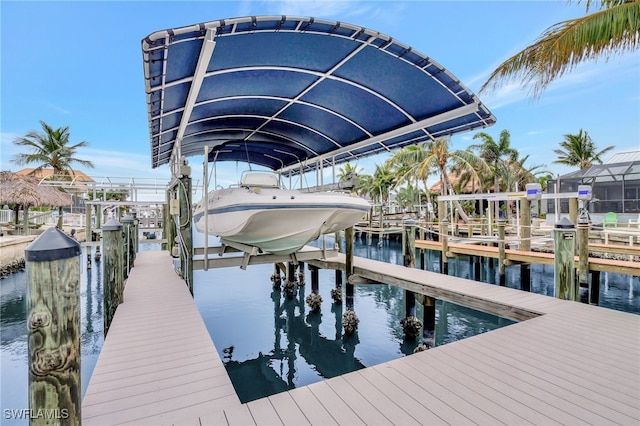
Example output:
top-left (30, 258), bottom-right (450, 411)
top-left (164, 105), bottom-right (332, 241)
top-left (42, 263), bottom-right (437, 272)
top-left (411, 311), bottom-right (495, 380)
top-left (237, 0), bottom-right (404, 25)
top-left (41, 102), bottom-right (71, 115)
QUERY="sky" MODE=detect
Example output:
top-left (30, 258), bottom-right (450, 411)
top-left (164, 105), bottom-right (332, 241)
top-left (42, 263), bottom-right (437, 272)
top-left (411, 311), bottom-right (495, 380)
top-left (1, 0), bottom-right (639, 193)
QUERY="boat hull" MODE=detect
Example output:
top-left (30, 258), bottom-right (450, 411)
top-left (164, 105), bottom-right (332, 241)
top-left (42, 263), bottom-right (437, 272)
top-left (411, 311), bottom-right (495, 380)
top-left (194, 187), bottom-right (369, 255)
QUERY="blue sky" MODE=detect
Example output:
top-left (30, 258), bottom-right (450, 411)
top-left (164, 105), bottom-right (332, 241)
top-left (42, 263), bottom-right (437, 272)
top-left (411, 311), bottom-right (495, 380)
top-left (1, 0), bottom-right (639, 189)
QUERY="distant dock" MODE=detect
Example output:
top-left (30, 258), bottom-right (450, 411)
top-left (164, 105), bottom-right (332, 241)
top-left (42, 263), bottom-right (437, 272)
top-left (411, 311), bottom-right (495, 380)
top-left (82, 250), bottom-right (639, 424)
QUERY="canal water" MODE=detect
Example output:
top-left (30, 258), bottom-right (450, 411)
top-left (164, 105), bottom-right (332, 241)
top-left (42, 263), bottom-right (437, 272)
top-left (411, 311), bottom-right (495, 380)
top-left (1, 235), bottom-right (638, 418)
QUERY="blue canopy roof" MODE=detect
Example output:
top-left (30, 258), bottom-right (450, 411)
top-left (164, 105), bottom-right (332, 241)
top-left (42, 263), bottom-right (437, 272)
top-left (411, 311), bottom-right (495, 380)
top-left (142, 16), bottom-right (496, 175)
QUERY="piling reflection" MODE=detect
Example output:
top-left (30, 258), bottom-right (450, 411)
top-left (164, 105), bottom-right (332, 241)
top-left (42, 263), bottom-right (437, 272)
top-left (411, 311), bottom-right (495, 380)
top-left (224, 281), bottom-right (366, 403)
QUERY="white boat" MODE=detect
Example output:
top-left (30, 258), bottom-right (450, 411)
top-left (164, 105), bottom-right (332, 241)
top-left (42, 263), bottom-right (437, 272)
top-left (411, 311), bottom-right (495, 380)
top-left (193, 171), bottom-right (370, 255)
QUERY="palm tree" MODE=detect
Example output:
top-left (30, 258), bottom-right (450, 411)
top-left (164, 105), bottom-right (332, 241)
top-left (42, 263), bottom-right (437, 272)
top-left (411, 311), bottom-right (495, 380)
top-left (481, 0), bottom-right (640, 97)
top-left (553, 129), bottom-right (614, 169)
top-left (389, 144), bottom-right (433, 207)
top-left (470, 130), bottom-right (518, 218)
top-left (12, 120), bottom-right (94, 227)
top-left (415, 137), bottom-right (489, 223)
top-left (337, 163), bottom-right (363, 190)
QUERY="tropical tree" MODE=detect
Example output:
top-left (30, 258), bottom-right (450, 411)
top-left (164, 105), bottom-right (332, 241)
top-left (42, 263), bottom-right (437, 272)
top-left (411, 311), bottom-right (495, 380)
top-left (337, 162), bottom-right (362, 181)
top-left (12, 120), bottom-right (94, 227)
top-left (389, 144), bottom-right (433, 207)
top-left (481, 0), bottom-right (640, 97)
top-left (553, 129), bottom-right (614, 169)
top-left (470, 130), bottom-right (518, 218)
top-left (413, 137), bottom-right (489, 223)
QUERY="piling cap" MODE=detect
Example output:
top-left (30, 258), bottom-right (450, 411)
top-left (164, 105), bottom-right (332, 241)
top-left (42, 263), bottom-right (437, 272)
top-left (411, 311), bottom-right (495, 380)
top-left (102, 218), bottom-right (123, 231)
top-left (25, 227), bottom-right (81, 261)
top-left (121, 214), bottom-right (134, 224)
top-left (555, 217), bottom-right (575, 229)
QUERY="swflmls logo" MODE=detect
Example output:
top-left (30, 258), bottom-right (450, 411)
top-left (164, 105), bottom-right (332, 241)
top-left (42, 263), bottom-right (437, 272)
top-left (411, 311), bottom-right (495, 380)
top-left (3, 408), bottom-right (70, 420)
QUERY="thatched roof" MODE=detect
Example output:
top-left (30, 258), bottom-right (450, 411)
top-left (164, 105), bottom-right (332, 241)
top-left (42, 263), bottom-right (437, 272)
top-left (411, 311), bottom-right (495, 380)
top-left (0, 171), bottom-right (72, 207)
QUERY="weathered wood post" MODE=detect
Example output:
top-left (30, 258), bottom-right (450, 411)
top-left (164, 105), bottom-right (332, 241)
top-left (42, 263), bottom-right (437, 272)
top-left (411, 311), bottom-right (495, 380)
top-left (577, 217), bottom-right (590, 303)
top-left (569, 197), bottom-right (578, 227)
top-left (178, 171), bottom-right (193, 295)
top-left (305, 265), bottom-right (323, 312)
top-left (422, 296), bottom-right (436, 349)
top-left (162, 191), bottom-right (174, 251)
top-left (121, 214), bottom-right (134, 278)
top-left (440, 218), bottom-right (449, 275)
top-left (590, 270), bottom-right (601, 305)
top-left (25, 227), bottom-right (82, 424)
top-left (85, 203), bottom-right (92, 245)
top-left (102, 218), bottom-right (124, 336)
top-left (554, 217), bottom-right (577, 301)
top-left (332, 231), bottom-right (343, 303)
top-left (520, 197), bottom-right (531, 292)
top-left (343, 225), bottom-right (359, 334)
top-left (401, 220), bottom-right (421, 339)
top-left (498, 218), bottom-right (506, 286)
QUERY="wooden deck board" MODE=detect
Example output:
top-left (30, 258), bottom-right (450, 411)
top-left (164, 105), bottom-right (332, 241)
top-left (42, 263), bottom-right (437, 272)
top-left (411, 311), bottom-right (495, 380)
top-left (83, 251), bottom-right (639, 425)
top-left (82, 251), bottom-right (241, 425)
top-left (267, 392), bottom-right (310, 426)
top-left (287, 386), bottom-right (338, 425)
top-left (306, 381), bottom-right (366, 425)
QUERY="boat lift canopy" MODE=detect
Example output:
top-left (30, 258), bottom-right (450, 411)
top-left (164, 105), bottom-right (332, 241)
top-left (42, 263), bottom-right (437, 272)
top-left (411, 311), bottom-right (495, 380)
top-left (142, 15), bottom-right (496, 176)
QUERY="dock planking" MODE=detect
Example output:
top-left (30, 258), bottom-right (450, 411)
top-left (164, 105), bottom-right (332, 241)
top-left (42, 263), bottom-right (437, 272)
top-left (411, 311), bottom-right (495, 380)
top-left (81, 250), bottom-right (241, 425)
top-left (415, 239), bottom-right (640, 275)
top-left (83, 251), bottom-right (639, 425)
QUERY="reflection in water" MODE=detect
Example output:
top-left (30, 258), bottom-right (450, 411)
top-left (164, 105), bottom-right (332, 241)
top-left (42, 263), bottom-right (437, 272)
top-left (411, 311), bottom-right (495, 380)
top-left (224, 283), bottom-right (366, 403)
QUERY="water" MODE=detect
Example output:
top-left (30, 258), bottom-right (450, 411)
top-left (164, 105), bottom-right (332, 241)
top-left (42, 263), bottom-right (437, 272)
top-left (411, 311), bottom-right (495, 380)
top-left (1, 236), bottom-right (638, 416)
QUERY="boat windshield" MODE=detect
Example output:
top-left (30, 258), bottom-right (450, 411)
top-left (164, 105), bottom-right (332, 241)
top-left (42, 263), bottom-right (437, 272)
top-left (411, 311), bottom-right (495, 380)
top-left (240, 171), bottom-right (281, 188)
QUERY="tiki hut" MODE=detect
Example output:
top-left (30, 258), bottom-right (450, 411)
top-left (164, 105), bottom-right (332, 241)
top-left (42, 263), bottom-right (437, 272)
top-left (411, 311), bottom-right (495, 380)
top-left (0, 171), bottom-right (72, 235)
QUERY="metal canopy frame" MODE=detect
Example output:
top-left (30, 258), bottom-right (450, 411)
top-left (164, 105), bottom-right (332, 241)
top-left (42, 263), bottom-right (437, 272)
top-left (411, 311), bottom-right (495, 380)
top-left (142, 15), bottom-right (496, 176)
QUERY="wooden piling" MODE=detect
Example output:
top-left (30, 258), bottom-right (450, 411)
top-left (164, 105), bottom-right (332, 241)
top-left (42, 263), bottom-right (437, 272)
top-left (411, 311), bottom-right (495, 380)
top-left (590, 270), bottom-right (601, 305)
top-left (25, 227), bottom-right (82, 424)
top-left (440, 218), bottom-right (449, 275)
top-left (520, 198), bottom-right (531, 292)
top-left (310, 265), bottom-right (319, 294)
top-left (554, 218), bottom-right (577, 301)
top-left (121, 214), bottom-right (135, 277)
top-left (498, 218), bottom-right (506, 286)
top-left (345, 226), bottom-right (355, 309)
top-left (178, 174), bottom-right (193, 294)
top-left (102, 218), bottom-right (124, 335)
top-left (162, 191), bottom-right (174, 251)
top-left (402, 221), bottom-right (419, 338)
top-left (578, 220), bottom-right (590, 302)
top-left (422, 296), bottom-right (436, 348)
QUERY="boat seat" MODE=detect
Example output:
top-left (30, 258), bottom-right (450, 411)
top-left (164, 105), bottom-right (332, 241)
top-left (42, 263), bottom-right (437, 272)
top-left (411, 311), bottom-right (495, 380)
top-left (240, 172), bottom-right (280, 188)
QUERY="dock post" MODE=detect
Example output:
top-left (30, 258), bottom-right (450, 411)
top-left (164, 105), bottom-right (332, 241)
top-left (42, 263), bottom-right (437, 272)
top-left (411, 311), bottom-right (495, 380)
top-left (25, 227), bottom-right (82, 424)
top-left (178, 172), bottom-right (193, 295)
top-left (520, 197), bottom-right (531, 292)
top-left (343, 226), bottom-right (359, 334)
top-left (121, 214), bottom-right (134, 278)
top-left (332, 231), bottom-right (343, 302)
top-left (401, 220), bottom-right (421, 339)
top-left (440, 218), bottom-right (449, 274)
top-left (422, 296), bottom-right (436, 349)
top-left (102, 218), bottom-right (124, 335)
top-left (577, 218), bottom-right (590, 302)
top-left (554, 217), bottom-right (577, 301)
top-left (85, 203), bottom-right (92, 246)
top-left (569, 197), bottom-right (578, 226)
top-left (306, 265), bottom-right (322, 312)
top-left (162, 190), bottom-right (174, 251)
top-left (590, 270), bottom-right (601, 305)
top-left (498, 218), bottom-right (506, 286)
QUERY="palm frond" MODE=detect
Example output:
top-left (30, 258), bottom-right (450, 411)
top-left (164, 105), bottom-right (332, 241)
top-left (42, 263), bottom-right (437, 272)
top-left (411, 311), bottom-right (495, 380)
top-left (481, 1), bottom-right (640, 97)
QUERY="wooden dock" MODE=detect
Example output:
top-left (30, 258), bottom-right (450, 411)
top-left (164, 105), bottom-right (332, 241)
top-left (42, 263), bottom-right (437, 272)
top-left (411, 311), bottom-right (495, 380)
top-left (82, 251), bottom-right (240, 425)
top-left (83, 251), bottom-right (639, 425)
top-left (415, 239), bottom-right (640, 276)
